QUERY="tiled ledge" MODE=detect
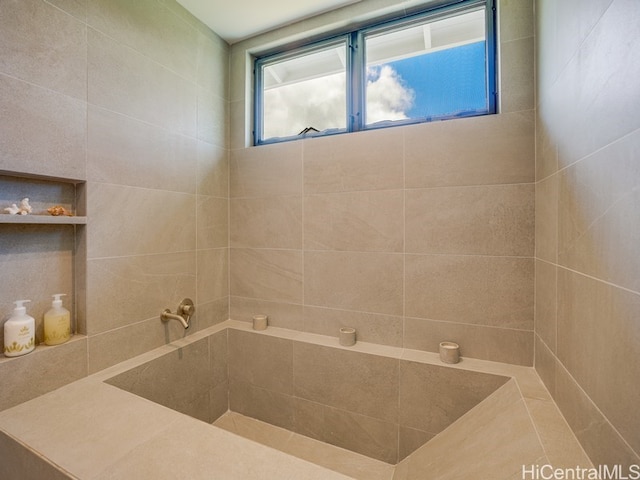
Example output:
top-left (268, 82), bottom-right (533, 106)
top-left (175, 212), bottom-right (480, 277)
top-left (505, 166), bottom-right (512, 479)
top-left (0, 320), bottom-right (592, 479)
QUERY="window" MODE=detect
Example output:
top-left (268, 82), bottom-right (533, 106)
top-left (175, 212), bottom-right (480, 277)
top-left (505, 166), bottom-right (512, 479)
top-left (254, 0), bottom-right (495, 145)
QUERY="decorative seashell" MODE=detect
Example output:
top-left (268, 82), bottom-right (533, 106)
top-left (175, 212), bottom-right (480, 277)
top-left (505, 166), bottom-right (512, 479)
top-left (47, 205), bottom-right (74, 217)
top-left (4, 204), bottom-right (20, 215)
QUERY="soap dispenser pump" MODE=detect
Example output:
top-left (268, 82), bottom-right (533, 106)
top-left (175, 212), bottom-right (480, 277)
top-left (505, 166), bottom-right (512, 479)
top-left (4, 300), bottom-right (36, 357)
top-left (44, 294), bottom-right (71, 346)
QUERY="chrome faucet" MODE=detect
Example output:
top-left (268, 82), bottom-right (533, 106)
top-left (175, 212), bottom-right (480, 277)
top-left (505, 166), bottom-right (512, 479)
top-left (161, 298), bottom-right (195, 329)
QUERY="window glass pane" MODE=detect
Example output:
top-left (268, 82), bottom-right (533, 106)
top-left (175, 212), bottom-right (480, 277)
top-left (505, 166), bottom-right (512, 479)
top-left (365, 8), bottom-right (487, 126)
top-left (261, 42), bottom-right (347, 141)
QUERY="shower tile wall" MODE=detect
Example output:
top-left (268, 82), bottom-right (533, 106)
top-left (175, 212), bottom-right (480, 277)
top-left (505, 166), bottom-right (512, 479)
top-left (0, 0), bottom-right (229, 410)
top-left (228, 0), bottom-right (536, 366)
top-left (535, 0), bottom-right (640, 466)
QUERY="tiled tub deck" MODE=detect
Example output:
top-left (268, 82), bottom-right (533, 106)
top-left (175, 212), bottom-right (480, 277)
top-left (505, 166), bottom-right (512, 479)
top-left (0, 321), bottom-right (591, 479)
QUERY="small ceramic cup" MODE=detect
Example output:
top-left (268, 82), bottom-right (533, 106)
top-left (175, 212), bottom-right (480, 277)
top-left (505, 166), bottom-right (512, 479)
top-left (339, 327), bottom-right (356, 346)
top-left (439, 341), bottom-right (460, 364)
top-left (252, 314), bottom-right (268, 331)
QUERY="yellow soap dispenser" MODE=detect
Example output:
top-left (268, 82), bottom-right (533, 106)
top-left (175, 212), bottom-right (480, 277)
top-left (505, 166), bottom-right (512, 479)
top-left (44, 294), bottom-right (71, 346)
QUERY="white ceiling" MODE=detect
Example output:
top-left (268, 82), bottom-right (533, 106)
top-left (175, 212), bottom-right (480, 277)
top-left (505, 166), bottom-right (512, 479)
top-left (176, 0), bottom-right (362, 44)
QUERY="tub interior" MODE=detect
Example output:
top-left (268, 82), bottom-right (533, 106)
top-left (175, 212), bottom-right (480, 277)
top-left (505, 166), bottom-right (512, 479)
top-left (106, 327), bottom-right (509, 466)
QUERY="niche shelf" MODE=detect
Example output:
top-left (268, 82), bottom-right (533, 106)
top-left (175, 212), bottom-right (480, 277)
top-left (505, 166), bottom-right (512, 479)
top-left (0, 215), bottom-right (87, 225)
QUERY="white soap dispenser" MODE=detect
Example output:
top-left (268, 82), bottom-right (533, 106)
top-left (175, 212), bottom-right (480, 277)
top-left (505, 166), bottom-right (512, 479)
top-left (44, 294), bottom-right (71, 346)
top-left (4, 300), bottom-right (36, 357)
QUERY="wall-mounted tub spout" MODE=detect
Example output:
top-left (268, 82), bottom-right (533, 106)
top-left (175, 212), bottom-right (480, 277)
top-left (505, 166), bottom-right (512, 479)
top-left (161, 298), bottom-right (194, 329)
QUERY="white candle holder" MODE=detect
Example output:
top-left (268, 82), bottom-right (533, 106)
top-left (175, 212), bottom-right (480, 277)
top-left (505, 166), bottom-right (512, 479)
top-left (339, 327), bottom-right (356, 346)
top-left (439, 341), bottom-right (460, 364)
top-left (252, 314), bottom-right (268, 331)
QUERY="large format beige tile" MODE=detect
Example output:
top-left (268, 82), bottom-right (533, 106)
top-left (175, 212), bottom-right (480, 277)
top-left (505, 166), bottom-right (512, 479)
top-left (535, 101), bottom-right (559, 180)
top-left (87, 183), bottom-right (196, 258)
top-left (293, 342), bottom-right (399, 423)
top-left (399, 360), bottom-right (508, 435)
top-left (229, 296), bottom-right (303, 330)
top-left (191, 297), bottom-right (229, 331)
top-left (405, 254), bottom-right (534, 330)
top-left (196, 30), bottom-right (229, 101)
top-left (230, 196), bottom-right (303, 249)
top-left (197, 140), bottom-right (228, 197)
top-left (197, 195), bottom-right (228, 250)
top-left (535, 259), bottom-right (557, 352)
top-left (88, 28), bottom-right (197, 136)
top-left (87, 0), bottom-right (199, 82)
top-left (230, 142), bottom-right (303, 197)
top-left (305, 251), bottom-right (403, 316)
top-left (303, 306), bottom-right (403, 347)
top-left (500, 38), bottom-right (534, 113)
top-left (404, 317), bottom-right (534, 366)
top-left (0, 0), bottom-right (86, 100)
top-left (47, 0), bottom-right (87, 21)
top-left (534, 334), bottom-right (556, 398)
top-left (197, 87), bottom-right (228, 148)
top-left (556, 268), bottom-right (640, 453)
top-left (0, 431), bottom-right (71, 480)
top-left (197, 248), bottom-right (229, 304)
top-left (304, 190), bottom-right (404, 253)
top-left (87, 106), bottom-right (198, 193)
top-left (404, 111), bottom-right (534, 188)
top-left (229, 378), bottom-right (295, 430)
top-left (558, 128), bottom-right (640, 293)
top-left (406, 184), bottom-right (534, 256)
top-left (229, 248), bottom-right (303, 304)
top-left (499, 0), bottom-right (534, 42)
top-left (303, 128), bottom-right (404, 193)
top-left (535, 173), bottom-right (558, 262)
top-left (228, 329), bottom-right (293, 394)
top-left (0, 74), bottom-right (86, 180)
top-left (106, 337), bottom-right (212, 422)
top-left (86, 252), bottom-right (196, 335)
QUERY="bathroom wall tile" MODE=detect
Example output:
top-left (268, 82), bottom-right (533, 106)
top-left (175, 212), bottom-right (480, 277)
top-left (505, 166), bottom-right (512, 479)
top-left (229, 378), bottom-right (295, 430)
top-left (0, 430), bottom-right (71, 480)
top-left (303, 128), bottom-right (404, 194)
top-left (88, 29), bottom-right (197, 137)
top-left (189, 297), bottom-right (228, 332)
top-left (229, 50), bottom-right (248, 103)
top-left (534, 0), bottom-right (558, 98)
top-left (555, 362), bottom-right (640, 468)
top-left (404, 317), bottom-right (534, 366)
top-left (535, 260), bottom-right (557, 352)
top-left (500, 38), bottom-right (535, 113)
top-left (535, 173), bottom-right (558, 263)
top-left (0, 226), bottom-right (74, 345)
top-left (534, 334), bottom-right (557, 398)
top-left (0, 337), bottom-right (87, 411)
top-left (0, 0), bottom-right (87, 100)
top-left (230, 142), bottom-right (303, 197)
top-left (322, 405), bottom-right (398, 464)
top-left (229, 248), bottom-right (303, 304)
top-left (396, 380), bottom-right (545, 480)
top-left (293, 397), bottom-right (326, 442)
top-left (405, 254), bottom-right (534, 330)
top-left (405, 184), bottom-right (534, 256)
top-left (498, 0), bottom-right (534, 42)
top-left (230, 296), bottom-right (303, 331)
top-left (399, 426), bottom-right (434, 462)
top-left (230, 196), bottom-right (302, 249)
top-left (557, 268), bottom-right (640, 453)
top-left (229, 99), bottom-right (247, 150)
top-left (106, 337), bottom-right (212, 422)
top-left (558, 128), bottom-right (640, 293)
top-left (86, 252), bottom-right (196, 335)
top-left (535, 101), bottom-right (559, 180)
top-left (197, 248), bottom-right (229, 304)
top-left (87, 106), bottom-right (197, 194)
top-left (87, 317), bottom-right (172, 373)
top-left (197, 140), bottom-right (229, 198)
top-left (399, 360), bottom-right (508, 434)
top-left (303, 306), bottom-right (403, 347)
top-left (228, 329), bottom-right (293, 394)
top-left (197, 196), bottom-right (228, 250)
top-left (305, 251), bottom-right (403, 316)
top-left (404, 110), bottom-right (534, 188)
top-left (209, 381), bottom-right (229, 423)
top-left (87, 183), bottom-right (196, 258)
top-left (293, 342), bottom-right (399, 423)
top-left (46, 0), bottom-right (87, 21)
top-left (197, 88), bottom-right (229, 148)
top-left (197, 31), bottom-right (229, 101)
top-left (210, 329), bottom-right (228, 387)
top-left (0, 75), bottom-right (86, 180)
top-left (304, 190), bottom-right (404, 253)
top-left (87, 0), bottom-right (199, 82)
top-left (555, 0), bottom-right (640, 168)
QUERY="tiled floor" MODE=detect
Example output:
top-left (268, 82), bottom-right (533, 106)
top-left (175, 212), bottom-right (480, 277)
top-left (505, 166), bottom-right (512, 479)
top-left (214, 411), bottom-right (395, 480)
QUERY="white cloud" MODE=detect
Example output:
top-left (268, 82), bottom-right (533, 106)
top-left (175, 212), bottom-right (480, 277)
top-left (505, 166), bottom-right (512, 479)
top-left (263, 65), bottom-right (414, 139)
